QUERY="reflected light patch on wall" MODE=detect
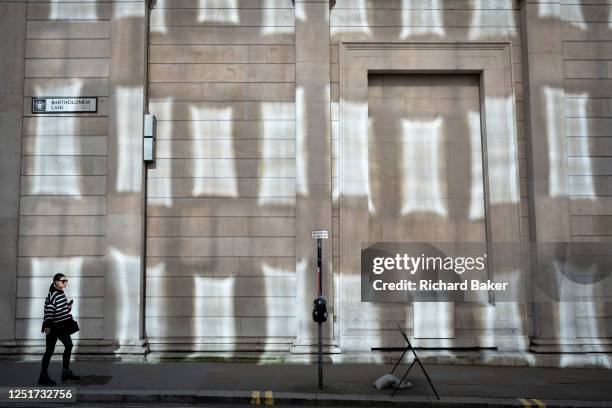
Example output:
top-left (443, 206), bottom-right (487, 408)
top-left (565, 94), bottom-right (595, 198)
top-left (193, 276), bottom-right (235, 339)
top-left (32, 257), bottom-right (84, 289)
top-left (109, 247), bottom-right (140, 341)
top-left (556, 262), bottom-right (602, 353)
top-left (414, 302), bottom-right (454, 343)
top-left (339, 274), bottom-right (410, 350)
top-left (578, 300), bottom-right (600, 342)
top-left (558, 4), bottom-right (587, 30)
top-left (467, 111), bottom-right (486, 220)
top-left (32, 81), bottom-right (82, 196)
top-left (147, 99), bottom-right (173, 207)
top-left (262, 0), bottom-right (293, 35)
top-left (294, 1), bottom-right (307, 22)
top-left (295, 87), bottom-right (308, 197)
top-left (558, 296), bottom-right (574, 367)
top-left (116, 87), bottom-right (143, 193)
top-left (295, 257), bottom-right (310, 337)
top-left (261, 261), bottom-right (294, 341)
top-left (540, 3), bottom-right (591, 32)
top-left (342, 101), bottom-right (375, 213)
top-left (484, 96), bottom-right (520, 204)
top-left (480, 303), bottom-right (496, 344)
top-left (199, 0), bottom-right (239, 23)
top-left (400, 0), bottom-right (444, 38)
top-left (332, 138), bottom-right (340, 204)
top-left (26, 257), bottom-right (84, 337)
top-left (258, 102), bottom-right (294, 205)
top-left (150, 5), bottom-right (167, 34)
top-left (481, 273), bottom-right (526, 354)
top-left (400, 117), bottom-right (447, 217)
top-left (506, 272), bottom-right (525, 336)
top-left (331, 0), bottom-right (371, 36)
top-left (538, 3), bottom-right (560, 18)
top-left (49, 0), bottom-right (97, 20)
top-left (544, 87), bottom-right (569, 197)
top-left (469, 0), bottom-right (516, 40)
top-left (190, 106), bottom-right (238, 197)
top-left (31, 257), bottom-right (83, 276)
top-left (143, 261), bottom-right (166, 318)
top-left (113, 2), bottom-right (144, 18)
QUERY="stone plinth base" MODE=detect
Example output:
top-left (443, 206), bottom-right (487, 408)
top-left (290, 339), bottom-right (341, 354)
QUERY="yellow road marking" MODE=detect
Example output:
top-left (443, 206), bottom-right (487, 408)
top-left (265, 390), bottom-right (274, 406)
top-left (531, 399), bottom-right (546, 407)
top-left (251, 390), bottom-right (261, 405)
top-left (518, 398), bottom-right (532, 407)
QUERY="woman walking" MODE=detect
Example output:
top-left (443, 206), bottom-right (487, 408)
top-left (38, 273), bottom-right (80, 386)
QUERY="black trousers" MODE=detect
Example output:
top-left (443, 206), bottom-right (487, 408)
top-left (41, 329), bottom-right (72, 373)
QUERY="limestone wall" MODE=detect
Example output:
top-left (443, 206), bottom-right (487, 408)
top-left (562, 2), bottom-right (612, 339)
top-left (330, 0), bottom-right (529, 350)
top-left (0, 0), bottom-right (610, 359)
top-left (145, 0), bottom-right (297, 349)
top-left (16, 1), bottom-right (111, 340)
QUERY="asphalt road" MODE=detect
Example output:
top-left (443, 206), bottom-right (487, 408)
top-left (3, 405), bottom-right (372, 408)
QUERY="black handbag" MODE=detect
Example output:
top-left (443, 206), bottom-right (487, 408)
top-left (64, 318), bottom-right (80, 335)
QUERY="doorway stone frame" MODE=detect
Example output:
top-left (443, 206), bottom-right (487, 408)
top-left (338, 42), bottom-right (526, 351)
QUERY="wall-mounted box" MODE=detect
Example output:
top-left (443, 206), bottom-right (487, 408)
top-left (144, 114), bottom-right (156, 162)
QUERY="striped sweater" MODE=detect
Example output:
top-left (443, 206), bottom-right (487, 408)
top-left (43, 287), bottom-right (72, 329)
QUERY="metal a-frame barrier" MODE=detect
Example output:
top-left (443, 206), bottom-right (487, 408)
top-left (390, 323), bottom-right (440, 399)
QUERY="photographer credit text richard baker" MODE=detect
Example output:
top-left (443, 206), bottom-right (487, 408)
top-left (370, 253), bottom-right (509, 292)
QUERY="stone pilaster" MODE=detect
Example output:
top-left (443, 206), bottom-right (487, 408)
top-left (0, 1), bottom-right (26, 343)
top-left (520, 1), bottom-right (575, 351)
top-left (292, 0), bottom-right (338, 353)
top-left (103, 0), bottom-right (149, 351)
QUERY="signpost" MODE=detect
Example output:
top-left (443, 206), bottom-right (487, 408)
top-left (311, 230), bottom-right (328, 390)
top-left (32, 97), bottom-right (97, 114)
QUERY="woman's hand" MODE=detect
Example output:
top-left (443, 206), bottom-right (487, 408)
top-left (44, 327), bottom-right (51, 335)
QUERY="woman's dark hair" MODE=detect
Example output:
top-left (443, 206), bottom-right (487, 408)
top-left (49, 273), bottom-right (66, 292)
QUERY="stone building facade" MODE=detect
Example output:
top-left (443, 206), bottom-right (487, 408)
top-left (0, 0), bottom-right (610, 365)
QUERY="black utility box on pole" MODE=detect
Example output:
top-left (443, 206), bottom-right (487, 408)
top-left (311, 230), bottom-right (328, 390)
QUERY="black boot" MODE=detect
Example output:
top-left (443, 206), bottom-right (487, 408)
top-left (61, 369), bottom-right (80, 382)
top-left (38, 372), bottom-right (56, 386)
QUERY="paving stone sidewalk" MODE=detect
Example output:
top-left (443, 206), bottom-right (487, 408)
top-left (1, 360), bottom-right (612, 407)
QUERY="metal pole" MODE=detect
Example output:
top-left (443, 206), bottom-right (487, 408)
top-left (317, 238), bottom-right (322, 296)
top-left (317, 238), bottom-right (323, 390)
top-left (318, 321), bottom-right (323, 389)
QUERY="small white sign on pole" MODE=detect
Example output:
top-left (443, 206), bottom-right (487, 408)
top-left (311, 230), bottom-right (328, 240)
